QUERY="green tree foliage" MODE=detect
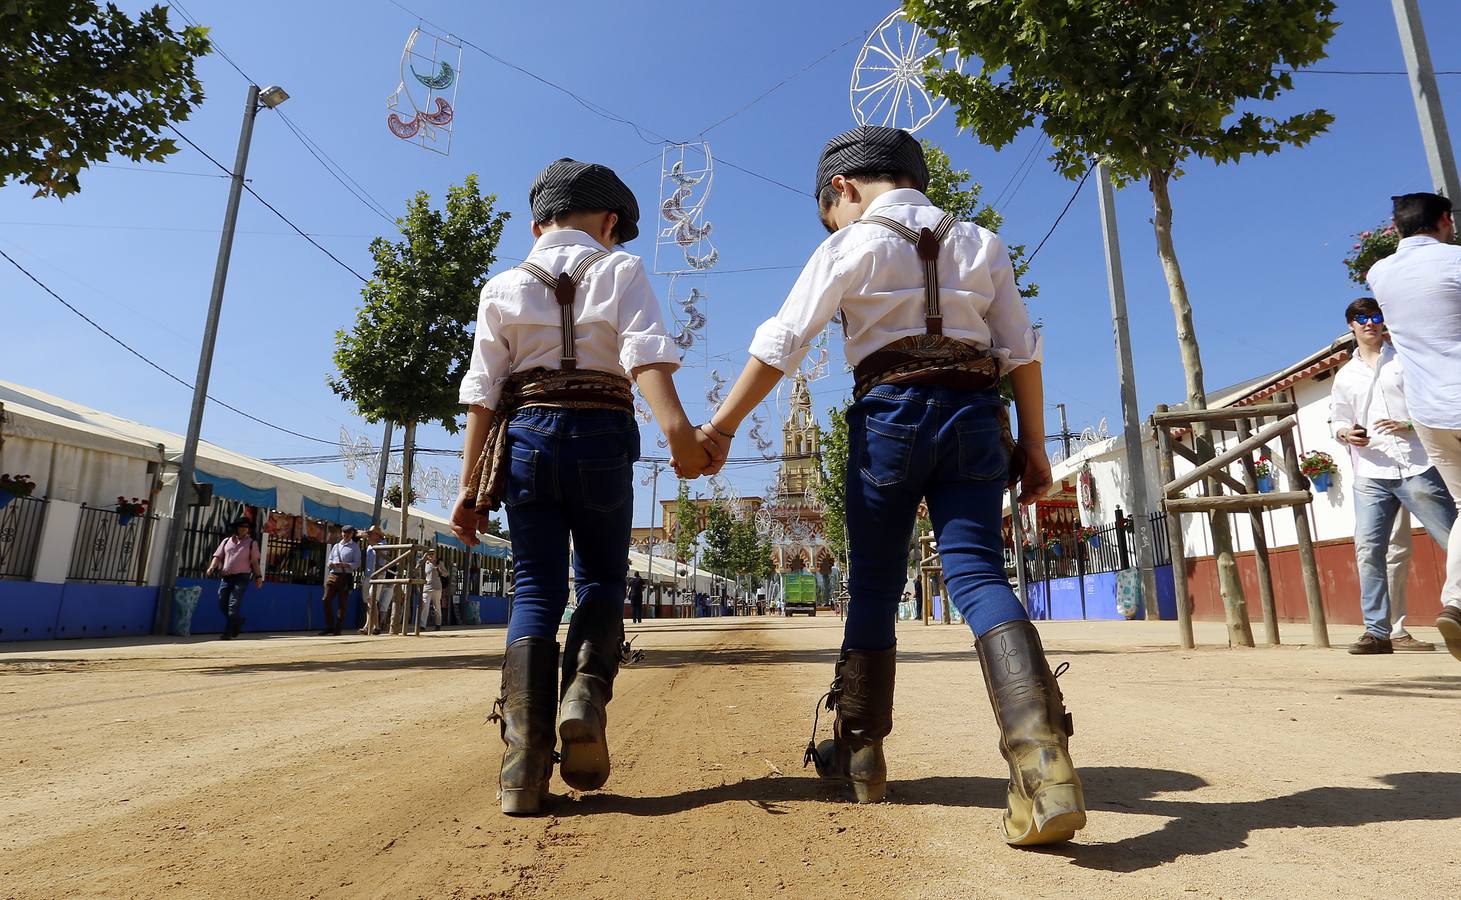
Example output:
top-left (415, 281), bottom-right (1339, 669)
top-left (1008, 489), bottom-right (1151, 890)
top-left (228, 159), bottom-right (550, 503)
top-left (731, 515), bottom-right (774, 583)
top-left (906, 0), bottom-right (1339, 647)
top-left (2, 2), bottom-right (210, 198)
top-left (922, 140), bottom-right (1037, 299)
top-left (816, 403), bottom-right (850, 564)
top-left (329, 176), bottom-right (509, 433)
top-left (700, 499), bottom-right (736, 575)
top-left (384, 482), bottom-right (418, 508)
top-left (673, 480), bottom-right (699, 564)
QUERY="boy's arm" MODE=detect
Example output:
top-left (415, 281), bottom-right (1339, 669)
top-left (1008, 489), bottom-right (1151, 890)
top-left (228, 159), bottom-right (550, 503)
top-left (450, 404), bottom-right (496, 545)
top-left (1009, 362), bottom-right (1053, 504)
top-left (633, 364), bottom-right (708, 476)
top-left (702, 358), bottom-right (786, 473)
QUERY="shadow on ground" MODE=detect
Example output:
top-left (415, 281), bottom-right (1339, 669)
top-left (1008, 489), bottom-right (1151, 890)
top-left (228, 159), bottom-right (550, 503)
top-left (560, 766), bottom-right (1461, 873)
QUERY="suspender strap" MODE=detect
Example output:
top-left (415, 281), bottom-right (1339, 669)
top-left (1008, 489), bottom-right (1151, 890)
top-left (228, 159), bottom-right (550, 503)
top-left (517, 250), bottom-right (610, 371)
top-left (860, 213), bottom-right (957, 335)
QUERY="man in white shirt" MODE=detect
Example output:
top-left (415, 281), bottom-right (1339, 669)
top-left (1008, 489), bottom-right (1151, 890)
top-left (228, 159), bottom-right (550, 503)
top-left (1367, 192), bottom-right (1461, 661)
top-left (1331, 298), bottom-right (1455, 653)
top-left (319, 525), bottom-right (361, 636)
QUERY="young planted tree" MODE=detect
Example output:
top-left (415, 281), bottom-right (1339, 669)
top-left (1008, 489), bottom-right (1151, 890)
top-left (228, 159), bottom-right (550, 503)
top-left (672, 480), bottom-right (699, 565)
top-left (2, 2), bottom-right (210, 198)
top-left (815, 403), bottom-right (850, 567)
top-left (907, 0), bottom-right (1338, 646)
top-left (330, 175), bottom-right (508, 539)
top-left (701, 499), bottom-right (737, 576)
top-left (923, 140), bottom-right (1038, 300)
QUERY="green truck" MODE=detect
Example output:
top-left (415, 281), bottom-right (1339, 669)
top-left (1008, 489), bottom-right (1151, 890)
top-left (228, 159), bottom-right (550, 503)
top-left (782, 572), bottom-right (819, 616)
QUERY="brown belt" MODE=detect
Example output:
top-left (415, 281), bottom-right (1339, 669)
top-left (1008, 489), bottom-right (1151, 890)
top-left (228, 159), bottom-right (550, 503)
top-left (851, 335), bottom-right (1000, 401)
top-left (463, 367), bottom-right (634, 512)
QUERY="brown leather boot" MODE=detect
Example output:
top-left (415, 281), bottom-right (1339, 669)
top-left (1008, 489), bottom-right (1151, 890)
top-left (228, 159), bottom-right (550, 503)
top-left (490, 637), bottom-right (558, 816)
top-left (977, 620), bottom-right (1086, 845)
top-left (806, 647), bottom-right (895, 803)
top-left (557, 600), bottom-right (624, 792)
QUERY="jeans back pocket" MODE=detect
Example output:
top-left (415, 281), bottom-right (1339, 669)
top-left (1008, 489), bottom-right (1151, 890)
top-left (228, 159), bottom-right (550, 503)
top-left (504, 445), bottom-right (539, 507)
top-left (955, 417), bottom-right (1010, 482)
top-left (580, 454), bottom-right (631, 511)
top-left (860, 417), bottom-right (918, 487)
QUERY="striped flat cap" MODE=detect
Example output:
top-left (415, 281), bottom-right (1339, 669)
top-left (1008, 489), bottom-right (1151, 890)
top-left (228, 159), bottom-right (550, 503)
top-left (814, 125), bottom-right (928, 199)
top-left (529, 158), bottom-right (640, 243)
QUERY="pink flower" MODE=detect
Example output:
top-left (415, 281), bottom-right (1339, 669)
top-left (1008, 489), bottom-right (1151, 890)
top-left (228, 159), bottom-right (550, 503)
top-left (1352, 243), bottom-right (1361, 249)
top-left (1360, 231), bottom-right (1372, 238)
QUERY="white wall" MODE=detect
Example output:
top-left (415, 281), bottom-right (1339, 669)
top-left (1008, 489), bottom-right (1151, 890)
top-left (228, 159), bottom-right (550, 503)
top-left (33, 499), bottom-right (81, 584)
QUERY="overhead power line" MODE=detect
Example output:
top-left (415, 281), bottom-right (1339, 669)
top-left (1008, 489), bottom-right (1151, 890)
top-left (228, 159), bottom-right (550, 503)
top-left (1, 248), bottom-right (337, 446)
top-left (1026, 163), bottom-right (1094, 266)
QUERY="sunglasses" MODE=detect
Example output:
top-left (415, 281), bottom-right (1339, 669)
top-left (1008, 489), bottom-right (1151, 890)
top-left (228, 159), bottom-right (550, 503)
top-left (1351, 314), bottom-right (1384, 325)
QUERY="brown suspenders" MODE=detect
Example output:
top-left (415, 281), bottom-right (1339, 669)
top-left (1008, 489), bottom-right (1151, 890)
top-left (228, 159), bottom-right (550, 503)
top-left (516, 250), bottom-right (610, 371)
top-left (858, 213), bottom-right (958, 335)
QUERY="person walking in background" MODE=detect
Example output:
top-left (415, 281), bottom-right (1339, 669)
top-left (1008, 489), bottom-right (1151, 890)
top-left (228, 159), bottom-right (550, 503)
top-left (358, 524), bottom-right (385, 635)
top-left (204, 516), bottom-right (262, 640)
top-left (418, 548), bottom-right (447, 632)
top-left (320, 525), bottom-right (361, 636)
top-left (1330, 298), bottom-right (1453, 654)
top-left (627, 570), bottom-right (645, 624)
top-left (1367, 193), bottom-right (1461, 661)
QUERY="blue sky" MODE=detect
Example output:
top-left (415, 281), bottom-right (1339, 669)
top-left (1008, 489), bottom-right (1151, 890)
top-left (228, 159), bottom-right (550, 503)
top-left (4, 0), bottom-right (1460, 530)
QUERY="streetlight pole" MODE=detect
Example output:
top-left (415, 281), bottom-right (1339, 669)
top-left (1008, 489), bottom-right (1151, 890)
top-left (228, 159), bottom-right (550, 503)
top-left (153, 83), bottom-right (288, 634)
top-left (1096, 162), bottom-right (1161, 621)
top-left (1393, 0), bottom-right (1461, 203)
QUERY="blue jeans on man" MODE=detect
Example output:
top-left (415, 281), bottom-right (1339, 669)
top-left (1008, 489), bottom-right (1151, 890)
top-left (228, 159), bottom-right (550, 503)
top-left (843, 385), bottom-right (1028, 650)
top-left (502, 409), bottom-right (638, 644)
top-left (218, 573), bottom-right (251, 638)
top-left (1353, 466), bottom-right (1456, 639)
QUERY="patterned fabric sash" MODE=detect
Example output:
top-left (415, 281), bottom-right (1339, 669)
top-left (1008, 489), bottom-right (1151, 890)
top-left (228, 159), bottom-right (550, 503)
top-left (463, 368), bottom-right (634, 512)
top-left (851, 334), bottom-right (999, 401)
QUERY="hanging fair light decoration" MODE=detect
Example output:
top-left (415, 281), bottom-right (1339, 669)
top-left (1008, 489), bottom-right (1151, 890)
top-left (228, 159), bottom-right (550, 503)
top-left (849, 9), bottom-right (964, 134)
top-left (386, 26), bottom-right (463, 155)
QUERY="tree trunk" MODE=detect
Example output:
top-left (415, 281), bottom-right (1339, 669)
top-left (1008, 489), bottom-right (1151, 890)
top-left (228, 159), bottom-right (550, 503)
top-left (1148, 170), bottom-right (1254, 648)
top-left (399, 419), bottom-right (417, 544)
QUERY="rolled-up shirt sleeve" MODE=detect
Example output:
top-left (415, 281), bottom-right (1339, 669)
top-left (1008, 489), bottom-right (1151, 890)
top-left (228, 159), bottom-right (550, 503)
top-left (459, 285), bottom-right (510, 410)
top-left (983, 235), bottom-right (1042, 373)
top-left (614, 256), bottom-right (681, 374)
top-left (1329, 372), bottom-right (1357, 434)
top-left (749, 242), bottom-right (860, 375)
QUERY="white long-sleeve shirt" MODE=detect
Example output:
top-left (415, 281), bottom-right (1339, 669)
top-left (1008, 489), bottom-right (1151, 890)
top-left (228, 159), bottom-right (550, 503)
top-left (748, 189), bottom-right (1041, 375)
top-left (1329, 344), bottom-right (1433, 480)
top-left (459, 230), bottom-right (680, 410)
top-left (1366, 235), bottom-right (1461, 429)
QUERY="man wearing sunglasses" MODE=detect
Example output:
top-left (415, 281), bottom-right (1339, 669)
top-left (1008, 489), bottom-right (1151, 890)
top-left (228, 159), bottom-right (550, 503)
top-left (1331, 298), bottom-right (1455, 654)
top-left (1367, 192), bottom-right (1461, 661)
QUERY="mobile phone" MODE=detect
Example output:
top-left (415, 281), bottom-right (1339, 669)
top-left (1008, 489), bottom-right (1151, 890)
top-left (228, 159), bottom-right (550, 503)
top-left (1353, 425), bottom-right (1368, 439)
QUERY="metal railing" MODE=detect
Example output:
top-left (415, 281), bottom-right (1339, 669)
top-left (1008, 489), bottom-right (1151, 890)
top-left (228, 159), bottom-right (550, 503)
top-left (0, 495), bottom-right (47, 580)
top-left (178, 497), bottom-right (249, 579)
top-left (264, 536), bottom-right (326, 585)
top-left (67, 504), bottom-right (154, 584)
top-left (1014, 509), bottom-right (1173, 589)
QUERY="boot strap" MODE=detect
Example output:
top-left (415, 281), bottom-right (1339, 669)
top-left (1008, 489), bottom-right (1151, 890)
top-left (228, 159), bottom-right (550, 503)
top-left (802, 689), bottom-right (834, 768)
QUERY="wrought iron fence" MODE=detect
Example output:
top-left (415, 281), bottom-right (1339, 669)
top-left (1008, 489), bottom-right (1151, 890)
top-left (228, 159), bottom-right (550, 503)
top-left (178, 497), bottom-right (249, 579)
top-left (0, 495), bottom-right (47, 580)
top-left (265, 536), bottom-right (326, 585)
top-left (67, 504), bottom-right (154, 584)
top-left (1017, 509), bottom-right (1173, 589)
top-left (1148, 511), bottom-right (1172, 567)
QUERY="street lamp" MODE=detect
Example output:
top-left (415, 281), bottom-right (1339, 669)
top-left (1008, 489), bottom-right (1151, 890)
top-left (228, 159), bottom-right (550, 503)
top-left (153, 83), bottom-right (288, 634)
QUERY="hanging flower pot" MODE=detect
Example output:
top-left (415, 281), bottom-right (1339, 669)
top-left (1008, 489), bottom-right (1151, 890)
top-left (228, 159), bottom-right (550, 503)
top-left (1257, 475), bottom-right (1274, 494)
top-left (1311, 472), bottom-right (1332, 493)
top-left (114, 495), bottom-right (149, 526)
top-left (1049, 543), bottom-right (1064, 558)
top-left (1087, 534), bottom-right (1101, 548)
top-left (0, 473), bottom-right (37, 508)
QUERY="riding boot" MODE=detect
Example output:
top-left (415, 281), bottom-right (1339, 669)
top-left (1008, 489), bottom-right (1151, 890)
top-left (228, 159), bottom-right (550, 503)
top-left (557, 600), bottom-right (625, 791)
top-left (490, 636), bottom-right (559, 816)
top-left (976, 620), bottom-right (1086, 845)
top-left (806, 647), bottom-right (895, 803)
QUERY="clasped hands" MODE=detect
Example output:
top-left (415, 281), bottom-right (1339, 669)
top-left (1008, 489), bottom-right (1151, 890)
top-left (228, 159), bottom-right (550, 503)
top-left (671, 422), bottom-right (731, 479)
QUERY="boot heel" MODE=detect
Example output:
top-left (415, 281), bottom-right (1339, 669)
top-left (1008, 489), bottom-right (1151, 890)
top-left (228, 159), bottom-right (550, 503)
top-left (1021, 784), bottom-right (1086, 845)
top-left (500, 787), bottom-right (546, 816)
top-left (558, 702), bottom-right (610, 791)
top-left (851, 779), bottom-right (886, 804)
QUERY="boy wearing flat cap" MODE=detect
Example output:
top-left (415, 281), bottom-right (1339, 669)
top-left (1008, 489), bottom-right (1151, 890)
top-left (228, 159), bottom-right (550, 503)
top-left (696, 126), bottom-right (1082, 845)
top-left (451, 158), bottom-right (708, 816)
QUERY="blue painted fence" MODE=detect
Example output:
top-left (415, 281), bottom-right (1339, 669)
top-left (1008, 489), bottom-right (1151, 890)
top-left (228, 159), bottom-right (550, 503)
top-left (0, 581), bottom-right (158, 641)
top-left (1025, 565), bottom-right (1177, 622)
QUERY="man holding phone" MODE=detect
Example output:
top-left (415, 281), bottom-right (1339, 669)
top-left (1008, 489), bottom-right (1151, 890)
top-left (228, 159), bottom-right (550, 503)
top-left (1331, 298), bottom-right (1456, 654)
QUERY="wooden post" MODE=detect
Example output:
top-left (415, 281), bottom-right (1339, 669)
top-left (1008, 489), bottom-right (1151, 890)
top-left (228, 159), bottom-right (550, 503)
top-left (1276, 391), bottom-right (1330, 648)
top-left (1153, 405), bottom-right (1196, 649)
top-left (1235, 417), bottom-right (1281, 645)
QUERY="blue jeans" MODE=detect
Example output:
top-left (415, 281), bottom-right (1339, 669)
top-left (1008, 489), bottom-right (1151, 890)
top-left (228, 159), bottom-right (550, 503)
top-left (502, 408), bottom-right (638, 644)
top-left (844, 384), bottom-right (1028, 650)
top-left (1353, 467), bottom-right (1457, 638)
top-left (218, 573), bottom-right (251, 634)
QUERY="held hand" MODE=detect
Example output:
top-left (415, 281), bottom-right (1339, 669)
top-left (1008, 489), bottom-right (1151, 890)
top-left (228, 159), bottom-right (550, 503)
top-left (1338, 427), bottom-right (1370, 447)
top-left (449, 493), bottom-right (484, 547)
top-left (1373, 418), bottom-right (1410, 436)
top-left (697, 424), bottom-right (732, 476)
top-left (1017, 445), bottom-right (1054, 505)
top-left (669, 429), bottom-right (712, 479)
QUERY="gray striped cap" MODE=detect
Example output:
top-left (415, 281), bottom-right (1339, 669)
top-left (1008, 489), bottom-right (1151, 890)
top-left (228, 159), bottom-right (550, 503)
top-left (529, 158), bottom-right (640, 243)
top-left (814, 125), bottom-right (928, 199)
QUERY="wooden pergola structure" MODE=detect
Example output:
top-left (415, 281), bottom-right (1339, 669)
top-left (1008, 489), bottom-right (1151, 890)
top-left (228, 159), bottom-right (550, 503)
top-left (1151, 391), bottom-right (1328, 650)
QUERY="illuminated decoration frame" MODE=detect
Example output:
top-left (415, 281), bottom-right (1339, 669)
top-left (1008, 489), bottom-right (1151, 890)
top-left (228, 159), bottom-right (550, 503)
top-left (849, 9), bottom-right (963, 134)
top-left (655, 142), bottom-right (719, 275)
top-left (386, 26), bottom-right (463, 155)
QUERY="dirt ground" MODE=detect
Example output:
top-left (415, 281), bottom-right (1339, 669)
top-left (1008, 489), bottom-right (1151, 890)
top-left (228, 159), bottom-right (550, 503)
top-left (2, 614), bottom-right (1459, 899)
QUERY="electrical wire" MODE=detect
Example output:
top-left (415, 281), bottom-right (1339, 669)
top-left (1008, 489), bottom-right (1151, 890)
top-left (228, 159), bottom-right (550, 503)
top-left (1, 248), bottom-right (338, 446)
top-left (276, 110), bottom-right (397, 224)
top-left (1025, 163), bottom-right (1094, 266)
top-left (698, 28), bottom-right (871, 135)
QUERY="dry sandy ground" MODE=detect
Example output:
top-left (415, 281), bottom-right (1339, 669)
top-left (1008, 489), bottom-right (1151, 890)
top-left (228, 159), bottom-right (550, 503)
top-left (1, 615), bottom-right (1459, 899)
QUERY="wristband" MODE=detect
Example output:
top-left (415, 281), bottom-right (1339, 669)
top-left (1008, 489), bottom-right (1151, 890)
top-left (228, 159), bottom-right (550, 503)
top-left (704, 421), bottom-right (735, 440)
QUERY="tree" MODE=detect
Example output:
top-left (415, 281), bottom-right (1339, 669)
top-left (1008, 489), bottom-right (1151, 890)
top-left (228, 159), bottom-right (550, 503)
top-left (672, 480), bottom-right (699, 564)
top-left (906, 0), bottom-right (1338, 648)
top-left (484, 515), bottom-right (507, 540)
top-left (816, 403), bottom-right (850, 565)
top-left (329, 176), bottom-right (508, 536)
top-left (384, 482), bottom-right (418, 508)
top-left (923, 140), bottom-right (1037, 299)
top-left (701, 499), bottom-right (737, 576)
top-left (2, 2), bottom-right (210, 198)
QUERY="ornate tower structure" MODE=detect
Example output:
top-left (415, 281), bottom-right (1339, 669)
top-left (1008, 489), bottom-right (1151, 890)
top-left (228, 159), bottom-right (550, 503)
top-left (779, 372), bottom-right (821, 498)
top-left (767, 372), bottom-right (831, 576)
